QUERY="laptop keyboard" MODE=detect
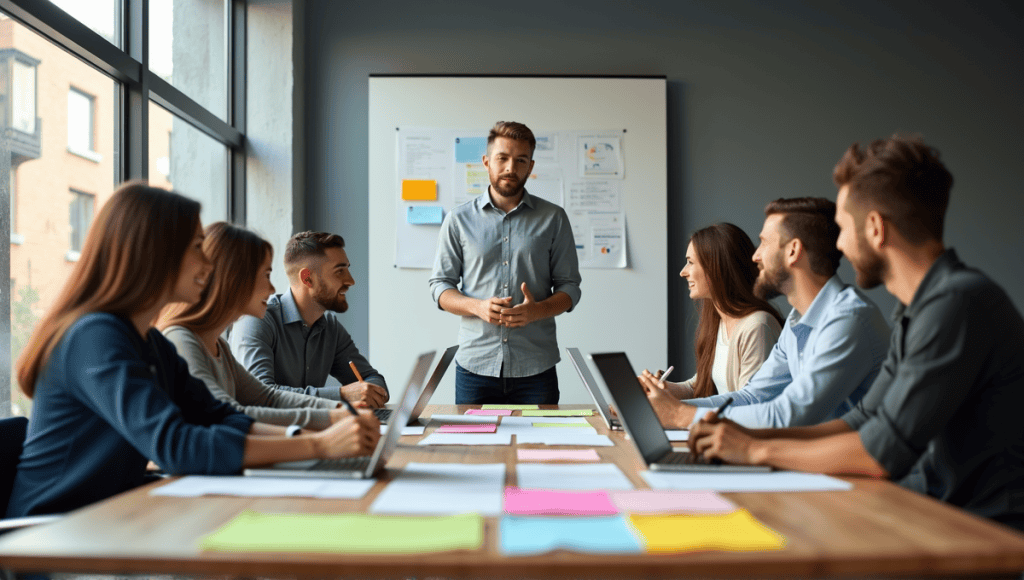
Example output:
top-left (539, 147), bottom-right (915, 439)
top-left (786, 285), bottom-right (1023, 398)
top-left (661, 451), bottom-right (711, 465)
top-left (373, 408), bottom-right (393, 421)
top-left (310, 456), bottom-right (371, 471)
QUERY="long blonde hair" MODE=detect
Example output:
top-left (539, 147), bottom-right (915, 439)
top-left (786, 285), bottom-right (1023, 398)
top-left (16, 182), bottom-right (201, 396)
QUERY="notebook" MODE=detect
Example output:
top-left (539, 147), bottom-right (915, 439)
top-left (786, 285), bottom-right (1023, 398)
top-left (589, 352), bottom-right (770, 473)
top-left (374, 345), bottom-right (458, 426)
top-left (566, 347), bottom-right (622, 431)
top-left (243, 351), bottom-right (436, 479)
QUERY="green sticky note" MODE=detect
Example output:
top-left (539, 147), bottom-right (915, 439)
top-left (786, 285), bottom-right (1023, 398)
top-left (480, 404), bottom-right (540, 410)
top-left (521, 410), bottom-right (594, 417)
top-left (200, 511), bottom-right (484, 554)
top-left (532, 422), bottom-right (593, 428)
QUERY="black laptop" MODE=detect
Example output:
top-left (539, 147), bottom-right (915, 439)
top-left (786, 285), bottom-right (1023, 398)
top-left (590, 352), bottom-right (770, 473)
top-left (374, 345), bottom-right (458, 425)
top-left (566, 347), bottom-right (622, 430)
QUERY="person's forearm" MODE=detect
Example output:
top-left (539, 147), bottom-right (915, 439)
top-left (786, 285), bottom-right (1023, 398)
top-left (748, 418), bottom-right (853, 440)
top-left (249, 422), bottom-right (288, 436)
top-left (438, 288), bottom-right (480, 317)
top-left (535, 291), bottom-right (572, 319)
top-left (242, 432), bottom-right (319, 466)
top-left (751, 430), bottom-right (888, 477)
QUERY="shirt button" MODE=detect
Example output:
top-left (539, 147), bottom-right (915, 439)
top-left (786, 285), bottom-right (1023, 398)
top-left (504, 237), bottom-right (508, 242)
top-left (503, 338), bottom-right (508, 343)
top-left (503, 261), bottom-right (508, 265)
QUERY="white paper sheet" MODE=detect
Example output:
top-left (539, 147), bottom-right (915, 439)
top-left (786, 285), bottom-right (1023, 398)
top-left (514, 433), bottom-right (615, 447)
top-left (380, 425), bottom-right (426, 436)
top-left (496, 416), bottom-right (596, 437)
top-left (418, 433), bottom-right (512, 446)
top-left (516, 463), bottom-right (633, 491)
top-left (370, 462), bottom-right (505, 515)
top-left (665, 430), bottom-right (689, 441)
top-left (150, 476), bottom-right (376, 499)
top-left (641, 470), bottom-right (854, 492)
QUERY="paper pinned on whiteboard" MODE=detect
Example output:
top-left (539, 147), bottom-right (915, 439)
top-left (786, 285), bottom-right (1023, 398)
top-left (407, 206), bottom-right (443, 225)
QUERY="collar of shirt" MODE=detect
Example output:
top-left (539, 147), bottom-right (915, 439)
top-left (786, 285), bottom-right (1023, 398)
top-left (788, 275), bottom-right (845, 331)
top-left (892, 248), bottom-right (959, 321)
top-left (279, 288), bottom-right (307, 327)
top-left (477, 188), bottom-right (536, 214)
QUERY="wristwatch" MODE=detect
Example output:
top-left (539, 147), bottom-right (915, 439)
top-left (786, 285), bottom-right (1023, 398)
top-left (285, 424), bottom-right (302, 438)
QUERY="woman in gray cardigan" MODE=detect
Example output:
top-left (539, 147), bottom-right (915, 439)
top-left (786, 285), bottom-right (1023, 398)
top-left (160, 222), bottom-right (350, 430)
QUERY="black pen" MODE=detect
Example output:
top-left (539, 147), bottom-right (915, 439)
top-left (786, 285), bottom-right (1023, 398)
top-left (337, 392), bottom-right (360, 417)
top-left (712, 396), bottom-right (734, 418)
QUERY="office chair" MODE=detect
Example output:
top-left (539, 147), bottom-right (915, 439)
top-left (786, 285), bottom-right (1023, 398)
top-left (0, 416), bottom-right (60, 536)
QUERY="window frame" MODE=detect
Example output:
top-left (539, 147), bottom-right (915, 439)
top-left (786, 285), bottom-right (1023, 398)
top-left (0, 0), bottom-right (247, 417)
top-left (67, 86), bottom-right (98, 159)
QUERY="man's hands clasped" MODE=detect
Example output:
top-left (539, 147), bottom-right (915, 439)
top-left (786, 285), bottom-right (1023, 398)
top-left (476, 282), bottom-right (544, 328)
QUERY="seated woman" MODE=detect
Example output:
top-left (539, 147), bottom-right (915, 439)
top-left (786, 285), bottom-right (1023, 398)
top-left (647, 223), bottom-right (783, 399)
top-left (7, 183), bottom-right (380, 518)
top-left (159, 222), bottom-right (350, 430)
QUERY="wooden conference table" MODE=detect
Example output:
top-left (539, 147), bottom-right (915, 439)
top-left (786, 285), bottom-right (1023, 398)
top-left (2, 404), bottom-right (1024, 579)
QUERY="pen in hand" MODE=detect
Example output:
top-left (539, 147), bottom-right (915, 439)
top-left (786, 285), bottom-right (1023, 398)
top-left (337, 361), bottom-right (364, 416)
top-left (657, 366), bottom-right (674, 386)
top-left (349, 361), bottom-right (364, 382)
top-left (688, 395), bottom-right (734, 428)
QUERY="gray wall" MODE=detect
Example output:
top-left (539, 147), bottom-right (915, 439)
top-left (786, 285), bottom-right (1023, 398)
top-left (304, 0), bottom-right (1024, 378)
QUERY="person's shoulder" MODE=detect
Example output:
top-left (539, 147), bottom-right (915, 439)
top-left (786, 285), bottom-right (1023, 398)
top-left (447, 198), bottom-right (480, 219)
top-left (64, 312), bottom-right (133, 345)
top-left (737, 310), bottom-right (782, 332)
top-left (924, 261), bottom-right (1017, 317)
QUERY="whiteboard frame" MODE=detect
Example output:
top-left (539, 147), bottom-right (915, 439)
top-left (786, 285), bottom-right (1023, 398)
top-left (368, 75), bottom-right (667, 404)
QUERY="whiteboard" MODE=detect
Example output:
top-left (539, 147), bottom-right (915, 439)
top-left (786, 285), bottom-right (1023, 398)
top-left (368, 76), bottom-right (667, 404)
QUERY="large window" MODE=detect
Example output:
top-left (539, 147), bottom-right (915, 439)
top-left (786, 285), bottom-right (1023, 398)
top-left (0, 0), bottom-right (247, 418)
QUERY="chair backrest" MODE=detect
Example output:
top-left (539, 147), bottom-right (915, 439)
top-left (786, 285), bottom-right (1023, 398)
top-left (0, 416), bottom-right (29, 518)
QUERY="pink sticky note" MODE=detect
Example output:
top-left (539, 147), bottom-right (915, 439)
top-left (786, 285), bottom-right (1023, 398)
top-left (609, 490), bottom-right (736, 513)
top-left (503, 487), bottom-right (618, 516)
top-left (517, 449), bottom-right (600, 462)
top-left (437, 424), bottom-right (498, 433)
top-left (465, 409), bottom-right (513, 416)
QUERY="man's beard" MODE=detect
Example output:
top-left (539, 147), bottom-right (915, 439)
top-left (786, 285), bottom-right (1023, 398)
top-left (754, 260), bottom-right (789, 300)
top-left (491, 173), bottom-right (528, 198)
top-left (312, 283), bottom-right (348, 313)
top-left (851, 236), bottom-right (886, 289)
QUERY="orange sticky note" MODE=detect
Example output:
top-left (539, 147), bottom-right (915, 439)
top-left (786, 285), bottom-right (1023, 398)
top-left (402, 180), bottom-right (437, 201)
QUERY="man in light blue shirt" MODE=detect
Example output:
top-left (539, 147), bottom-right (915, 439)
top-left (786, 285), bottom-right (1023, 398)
top-left (429, 121), bottom-right (582, 404)
top-left (644, 197), bottom-right (890, 428)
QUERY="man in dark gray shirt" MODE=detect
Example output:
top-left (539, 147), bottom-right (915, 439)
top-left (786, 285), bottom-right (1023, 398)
top-left (229, 231), bottom-right (388, 407)
top-left (687, 135), bottom-right (1024, 530)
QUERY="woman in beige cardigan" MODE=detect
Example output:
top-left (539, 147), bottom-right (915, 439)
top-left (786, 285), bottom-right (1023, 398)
top-left (652, 223), bottom-right (783, 399)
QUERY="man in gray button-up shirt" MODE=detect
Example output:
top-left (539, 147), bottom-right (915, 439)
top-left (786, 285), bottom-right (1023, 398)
top-left (686, 136), bottom-right (1024, 530)
top-left (230, 232), bottom-right (388, 407)
top-left (429, 121), bottom-right (582, 404)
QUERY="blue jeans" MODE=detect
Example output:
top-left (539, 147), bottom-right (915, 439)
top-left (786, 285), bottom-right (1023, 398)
top-left (455, 363), bottom-right (559, 405)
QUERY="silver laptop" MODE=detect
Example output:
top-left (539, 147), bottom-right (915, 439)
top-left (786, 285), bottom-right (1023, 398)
top-left (566, 347), bottom-right (622, 430)
top-left (590, 352), bottom-right (770, 473)
top-left (375, 345), bottom-right (458, 426)
top-left (243, 351), bottom-right (436, 479)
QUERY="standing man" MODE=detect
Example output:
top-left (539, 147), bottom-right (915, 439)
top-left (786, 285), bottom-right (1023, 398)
top-left (688, 136), bottom-right (1024, 530)
top-left (641, 198), bottom-right (890, 428)
top-left (430, 121), bottom-right (582, 404)
top-left (230, 231), bottom-right (388, 408)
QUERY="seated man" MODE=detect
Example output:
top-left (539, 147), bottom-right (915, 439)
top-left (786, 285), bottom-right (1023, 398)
top-left (643, 197), bottom-right (890, 428)
top-left (229, 231), bottom-right (388, 407)
top-left (688, 135), bottom-right (1024, 530)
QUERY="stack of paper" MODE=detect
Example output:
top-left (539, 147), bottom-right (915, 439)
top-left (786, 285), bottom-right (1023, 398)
top-left (200, 511), bottom-right (483, 554)
top-left (370, 463), bottom-right (505, 516)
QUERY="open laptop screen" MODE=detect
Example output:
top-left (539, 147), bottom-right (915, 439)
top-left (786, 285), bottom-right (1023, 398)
top-left (590, 352), bottom-right (673, 464)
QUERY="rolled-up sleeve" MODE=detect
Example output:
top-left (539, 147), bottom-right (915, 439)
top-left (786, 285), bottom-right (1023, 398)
top-left (429, 212), bottom-right (463, 306)
top-left (549, 211), bottom-right (582, 311)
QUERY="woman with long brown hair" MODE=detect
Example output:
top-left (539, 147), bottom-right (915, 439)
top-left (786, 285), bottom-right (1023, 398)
top-left (8, 183), bottom-right (379, 518)
top-left (159, 222), bottom-right (351, 429)
top-left (644, 223), bottom-right (784, 399)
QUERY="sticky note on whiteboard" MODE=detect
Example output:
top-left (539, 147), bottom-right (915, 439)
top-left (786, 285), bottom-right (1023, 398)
top-left (402, 179), bottom-right (437, 201)
top-left (408, 206), bottom-right (443, 225)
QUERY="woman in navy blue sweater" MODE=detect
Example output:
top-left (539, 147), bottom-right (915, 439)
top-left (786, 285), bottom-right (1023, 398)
top-left (8, 183), bottom-right (380, 518)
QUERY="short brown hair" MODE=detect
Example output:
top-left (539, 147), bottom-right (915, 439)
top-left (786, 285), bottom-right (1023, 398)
top-left (764, 197), bottom-right (842, 277)
top-left (833, 135), bottom-right (952, 244)
top-left (284, 231), bottom-right (345, 280)
top-left (487, 121), bottom-right (536, 156)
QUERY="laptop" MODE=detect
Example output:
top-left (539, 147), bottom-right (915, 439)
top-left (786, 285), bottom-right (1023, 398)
top-left (566, 347), bottom-right (622, 430)
top-left (374, 345), bottom-right (458, 426)
top-left (590, 352), bottom-right (770, 473)
top-left (243, 351), bottom-right (436, 479)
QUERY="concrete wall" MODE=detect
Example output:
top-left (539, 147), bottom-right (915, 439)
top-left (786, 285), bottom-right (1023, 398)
top-left (304, 0), bottom-right (1024, 384)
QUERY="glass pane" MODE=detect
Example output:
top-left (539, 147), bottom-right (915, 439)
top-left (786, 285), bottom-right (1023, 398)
top-left (2, 13), bottom-right (117, 417)
top-left (49, 0), bottom-right (120, 47)
top-left (149, 100), bottom-right (228, 225)
top-left (149, 0), bottom-right (227, 120)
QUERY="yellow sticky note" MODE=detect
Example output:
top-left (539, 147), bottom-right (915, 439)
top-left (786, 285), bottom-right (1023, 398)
top-left (402, 179), bottom-right (437, 201)
top-left (629, 509), bottom-right (786, 553)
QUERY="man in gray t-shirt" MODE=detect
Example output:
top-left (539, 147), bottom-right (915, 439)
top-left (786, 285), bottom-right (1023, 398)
top-left (687, 136), bottom-right (1024, 530)
top-left (229, 231), bottom-right (388, 408)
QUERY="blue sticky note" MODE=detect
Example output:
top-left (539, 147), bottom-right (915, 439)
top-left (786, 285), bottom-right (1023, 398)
top-left (407, 206), bottom-right (443, 225)
top-left (500, 516), bottom-right (643, 556)
top-left (454, 136), bottom-right (488, 163)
